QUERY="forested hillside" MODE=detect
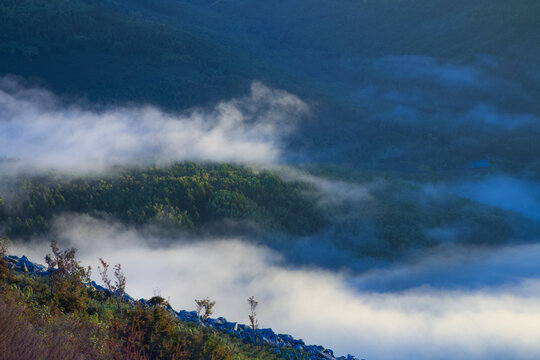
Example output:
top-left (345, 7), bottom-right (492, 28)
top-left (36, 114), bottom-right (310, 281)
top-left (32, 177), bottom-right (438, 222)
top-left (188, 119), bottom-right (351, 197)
top-left (0, 163), bottom-right (323, 238)
top-left (1, 5), bottom-right (540, 258)
top-left (2, 0), bottom-right (538, 109)
top-left (2, 163), bottom-right (538, 263)
top-left (2, 0), bottom-right (540, 174)
top-left (0, 0), bottom-right (278, 108)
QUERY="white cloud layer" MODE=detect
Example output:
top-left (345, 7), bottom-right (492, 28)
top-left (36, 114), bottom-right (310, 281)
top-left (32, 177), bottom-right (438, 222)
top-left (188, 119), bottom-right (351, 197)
top-left (12, 215), bottom-right (540, 360)
top-left (0, 77), bottom-right (308, 170)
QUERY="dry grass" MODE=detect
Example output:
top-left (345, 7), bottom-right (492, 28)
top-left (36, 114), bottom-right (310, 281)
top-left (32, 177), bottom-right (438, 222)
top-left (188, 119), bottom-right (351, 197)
top-left (0, 299), bottom-right (43, 360)
top-left (0, 298), bottom-right (106, 360)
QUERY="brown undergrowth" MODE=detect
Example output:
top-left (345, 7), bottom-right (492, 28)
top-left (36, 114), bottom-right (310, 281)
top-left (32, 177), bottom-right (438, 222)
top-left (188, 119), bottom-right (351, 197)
top-left (0, 239), bottom-right (280, 360)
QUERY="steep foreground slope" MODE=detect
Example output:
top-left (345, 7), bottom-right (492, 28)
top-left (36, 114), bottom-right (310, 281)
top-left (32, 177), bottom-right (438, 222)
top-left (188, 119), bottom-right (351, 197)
top-left (0, 244), bottom-right (360, 360)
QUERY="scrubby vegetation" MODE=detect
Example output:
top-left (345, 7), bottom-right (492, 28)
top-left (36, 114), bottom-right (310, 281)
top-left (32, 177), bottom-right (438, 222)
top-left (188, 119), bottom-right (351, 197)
top-left (0, 162), bottom-right (324, 238)
top-left (0, 240), bottom-right (285, 360)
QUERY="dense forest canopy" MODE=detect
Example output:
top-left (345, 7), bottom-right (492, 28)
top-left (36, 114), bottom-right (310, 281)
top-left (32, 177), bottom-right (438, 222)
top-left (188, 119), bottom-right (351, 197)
top-left (0, 163), bottom-right (324, 238)
top-left (1, 163), bottom-right (537, 262)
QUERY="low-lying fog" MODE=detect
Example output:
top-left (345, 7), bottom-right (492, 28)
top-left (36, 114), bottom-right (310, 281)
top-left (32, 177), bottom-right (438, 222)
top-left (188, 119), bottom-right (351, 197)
top-left (0, 77), bottom-right (307, 170)
top-left (11, 215), bottom-right (540, 360)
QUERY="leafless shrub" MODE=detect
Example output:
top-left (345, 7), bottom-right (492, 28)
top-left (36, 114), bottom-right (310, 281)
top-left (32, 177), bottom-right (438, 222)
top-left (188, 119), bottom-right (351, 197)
top-left (247, 296), bottom-right (259, 343)
top-left (99, 258), bottom-right (127, 311)
top-left (45, 239), bottom-right (90, 281)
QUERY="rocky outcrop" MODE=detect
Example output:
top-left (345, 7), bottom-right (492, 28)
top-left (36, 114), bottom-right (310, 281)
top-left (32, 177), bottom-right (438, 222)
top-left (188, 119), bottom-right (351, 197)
top-left (5, 255), bottom-right (45, 273)
top-left (5, 254), bottom-right (362, 360)
top-left (172, 310), bottom-right (358, 360)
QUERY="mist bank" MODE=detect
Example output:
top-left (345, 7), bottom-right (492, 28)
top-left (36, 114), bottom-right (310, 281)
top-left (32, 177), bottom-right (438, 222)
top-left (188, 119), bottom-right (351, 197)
top-left (444, 175), bottom-right (540, 220)
top-left (11, 215), bottom-right (540, 360)
top-left (0, 77), bottom-right (307, 171)
top-left (2, 0), bottom-right (540, 175)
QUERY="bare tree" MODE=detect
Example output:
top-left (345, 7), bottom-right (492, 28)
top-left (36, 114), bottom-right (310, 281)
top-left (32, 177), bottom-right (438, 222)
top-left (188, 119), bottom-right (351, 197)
top-left (194, 297), bottom-right (215, 325)
top-left (247, 296), bottom-right (259, 343)
top-left (45, 240), bottom-right (90, 281)
top-left (98, 258), bottom-right (126, 311)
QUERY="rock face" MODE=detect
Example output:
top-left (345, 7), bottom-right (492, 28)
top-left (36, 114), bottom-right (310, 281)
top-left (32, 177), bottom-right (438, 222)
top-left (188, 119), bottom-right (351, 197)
top-left (5, 254), bottom-right (362, 360)
top-left (6, 254), bottom-right (46, 273)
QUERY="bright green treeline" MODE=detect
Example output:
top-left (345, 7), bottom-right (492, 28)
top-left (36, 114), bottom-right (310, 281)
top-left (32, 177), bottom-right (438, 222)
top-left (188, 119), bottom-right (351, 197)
top-left (0, 163), bottom-right (324, 238)
top-left (2, 162), bottom-right (536, 258)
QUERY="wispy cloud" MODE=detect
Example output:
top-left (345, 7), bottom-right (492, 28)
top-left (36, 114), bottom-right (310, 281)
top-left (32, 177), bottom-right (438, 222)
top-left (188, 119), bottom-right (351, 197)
top-left (0, 77), bottom-right (308, 171)
top-left (431, 175), bottom-right (540, 221)
top-left (368, 55), bottom-right (498, 89)
top-left (461, 103), bottom-right (537, 129)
